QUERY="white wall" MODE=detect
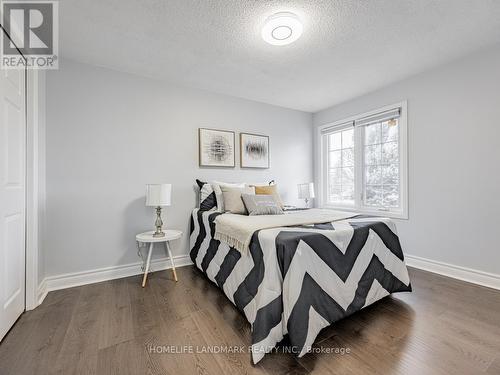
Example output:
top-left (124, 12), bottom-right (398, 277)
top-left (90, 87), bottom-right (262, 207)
top-left (45, 59), bottom-right (312, 277)
top-left (314, 44), bottom-right (500, 275)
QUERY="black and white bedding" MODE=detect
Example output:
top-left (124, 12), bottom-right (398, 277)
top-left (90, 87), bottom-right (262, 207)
top-left (190, 208), bottom-right (412, 363)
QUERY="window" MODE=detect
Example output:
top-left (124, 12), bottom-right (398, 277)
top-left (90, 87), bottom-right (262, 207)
top-left (318, 102), bottom-right (408, 219)
top-left (327, 127), bottom-right (355, 205)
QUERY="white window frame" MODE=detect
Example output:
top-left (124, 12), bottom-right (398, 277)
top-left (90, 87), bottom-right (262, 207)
top-left (316, 101), bottom-right (408, 219)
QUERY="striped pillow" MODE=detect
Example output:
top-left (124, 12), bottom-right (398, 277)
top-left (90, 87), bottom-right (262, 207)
top-left (196, 179), bottom-right (217, 211)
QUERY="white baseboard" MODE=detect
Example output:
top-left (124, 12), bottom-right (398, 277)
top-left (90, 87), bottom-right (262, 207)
top-left (405, 254), bottom-right (500, 291)
top-left (35, 253), bottom-right (499, 307)
top-left (37, 255), bottom-right (193, 306)
top-left (37, 278), bottom-right (48, 307)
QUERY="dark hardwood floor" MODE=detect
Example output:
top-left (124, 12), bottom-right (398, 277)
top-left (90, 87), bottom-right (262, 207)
top-left (1, 266), bottom-right (499, 375)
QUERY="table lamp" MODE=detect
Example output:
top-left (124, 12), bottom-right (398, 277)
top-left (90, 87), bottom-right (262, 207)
top-left (298, 182), bottom-right (315, 208)
top-left (146, 184), bottom-right (172, 237)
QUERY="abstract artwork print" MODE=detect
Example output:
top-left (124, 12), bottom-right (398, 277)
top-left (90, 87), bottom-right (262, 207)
top-left (240, 133), bottom-right (269, 168)
top-left (199, 128), bottom-right (235, 167)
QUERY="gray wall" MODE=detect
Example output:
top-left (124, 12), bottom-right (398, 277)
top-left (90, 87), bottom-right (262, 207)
top-left (314, 45), bottom-right (500, 275)
top-left (45, 59), bottom-right (312, 277)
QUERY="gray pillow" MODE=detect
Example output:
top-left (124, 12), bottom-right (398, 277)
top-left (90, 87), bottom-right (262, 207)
top-left (241, 194), bottom-right (284, 216)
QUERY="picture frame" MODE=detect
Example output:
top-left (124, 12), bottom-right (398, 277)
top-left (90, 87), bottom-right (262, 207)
top-left (240, 132), bottom-right (270, 169)
top-left (198, 128), bottom-right (235, 168)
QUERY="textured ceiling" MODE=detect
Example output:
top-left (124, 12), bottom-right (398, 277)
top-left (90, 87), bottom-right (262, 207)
top-left (60, 0), bottom-right (500, 112)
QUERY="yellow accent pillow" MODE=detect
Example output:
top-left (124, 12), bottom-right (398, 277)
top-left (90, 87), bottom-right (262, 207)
top-left (253, 185), bottom-right (284, 209)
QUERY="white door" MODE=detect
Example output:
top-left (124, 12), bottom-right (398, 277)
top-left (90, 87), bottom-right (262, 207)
top-left (0, 29), bottom-right (26, 341)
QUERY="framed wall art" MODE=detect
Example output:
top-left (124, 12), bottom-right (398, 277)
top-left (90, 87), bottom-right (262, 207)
top-left (198, 128), bottom-right (235, 168)
top-left (240, 133), bottom-right (269, 169)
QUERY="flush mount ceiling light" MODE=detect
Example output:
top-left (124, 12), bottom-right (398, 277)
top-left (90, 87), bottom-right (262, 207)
top-left (262, 12), bottom-right (303, 46)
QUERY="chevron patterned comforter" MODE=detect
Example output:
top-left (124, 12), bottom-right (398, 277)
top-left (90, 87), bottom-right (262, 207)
top-left (189, 209), bottom-right (412, 364)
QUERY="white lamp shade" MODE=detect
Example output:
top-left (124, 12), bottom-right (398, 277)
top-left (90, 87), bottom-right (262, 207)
top-left (298, 182), bottom-right (315, 199)
top-left (146, 184), bottom-right (172, 206)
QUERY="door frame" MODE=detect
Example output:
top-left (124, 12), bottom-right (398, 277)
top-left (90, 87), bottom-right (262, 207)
top-left (25, 69), bottom-right (45, 310)
top-left (1, 22), bottom-right (45, 311)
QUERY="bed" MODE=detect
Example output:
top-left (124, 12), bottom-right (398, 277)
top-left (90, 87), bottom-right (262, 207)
top-left (189, 208), bottom-right (412, 364)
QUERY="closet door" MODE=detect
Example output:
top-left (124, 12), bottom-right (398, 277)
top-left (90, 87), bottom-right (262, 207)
top-left (0, 28), bottom-right (26, 342)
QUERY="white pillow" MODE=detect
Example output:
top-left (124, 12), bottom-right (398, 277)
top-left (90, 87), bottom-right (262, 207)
top-left (245, 182), bottom-right (269, 187)
top-left (211, 181), bottom-right (245, 212)
top-left (221, 186), bottom-right (255, 214)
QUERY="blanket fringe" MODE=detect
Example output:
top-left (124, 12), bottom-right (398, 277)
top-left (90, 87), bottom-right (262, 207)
top-left (214, 232), bottom-right (249, 254)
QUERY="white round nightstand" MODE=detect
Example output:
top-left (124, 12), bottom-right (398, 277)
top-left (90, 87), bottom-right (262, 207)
top-left (136, 229), bottom-right (182, 287)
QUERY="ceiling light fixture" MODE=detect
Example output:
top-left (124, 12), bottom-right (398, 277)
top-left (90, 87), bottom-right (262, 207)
top-left (262, 12), bottom-right (303, 46)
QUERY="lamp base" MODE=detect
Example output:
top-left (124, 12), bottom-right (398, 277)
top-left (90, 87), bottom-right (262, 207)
top-left (153, 206), bottom-right (165, 237)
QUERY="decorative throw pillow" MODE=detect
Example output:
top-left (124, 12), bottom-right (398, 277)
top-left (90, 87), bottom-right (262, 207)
top-left (241, 194), bottom-right (284, 216)
top-left (221, 186), bottom-right (255, 214)
top-left (212, 181), bottom-right (246, 212)
top-left (253, 184), bottom-right (284, 209)
top-left (196, 179), bottom-right (217, 211)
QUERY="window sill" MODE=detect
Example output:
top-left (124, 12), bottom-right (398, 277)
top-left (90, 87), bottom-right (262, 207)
top-left (320, 204), bottom-right (408, 220)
